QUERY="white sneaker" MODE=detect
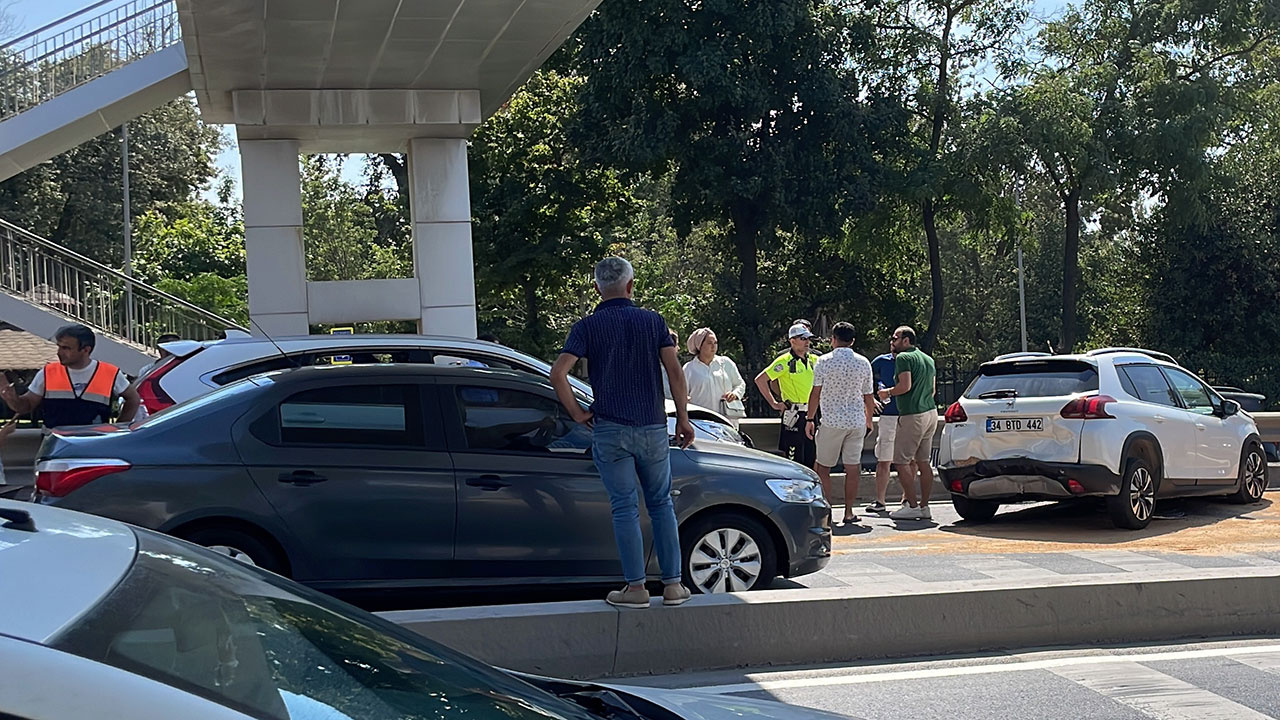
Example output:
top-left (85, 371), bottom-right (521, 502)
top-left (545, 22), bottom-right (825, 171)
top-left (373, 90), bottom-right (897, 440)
top-left (919, 505), bottom-right (932, 520)
top-left (889, 503), bottom-right (923, 521)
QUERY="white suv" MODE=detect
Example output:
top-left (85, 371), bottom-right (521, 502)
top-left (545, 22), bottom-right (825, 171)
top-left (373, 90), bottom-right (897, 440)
top-left (135, 333), bottom-right (746, 443)
top-left (938, 348), bottom-right (1268, 529)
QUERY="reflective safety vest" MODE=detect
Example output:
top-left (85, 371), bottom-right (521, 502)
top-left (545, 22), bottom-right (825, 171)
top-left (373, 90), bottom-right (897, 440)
top-left (41, 361), bottom-right (119, 428)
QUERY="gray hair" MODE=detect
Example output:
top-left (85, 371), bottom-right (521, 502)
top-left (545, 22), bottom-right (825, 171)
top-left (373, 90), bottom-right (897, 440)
top-left (594, 256), bottom-right (635, 292)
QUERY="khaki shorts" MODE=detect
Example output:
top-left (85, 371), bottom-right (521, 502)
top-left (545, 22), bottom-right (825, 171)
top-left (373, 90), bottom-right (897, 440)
top-left (815, 425), bottom-right (862, 468)
top-left (893, 411), bottom-right (936, 465)
top-left (874, 415), bottom-right (897, 462)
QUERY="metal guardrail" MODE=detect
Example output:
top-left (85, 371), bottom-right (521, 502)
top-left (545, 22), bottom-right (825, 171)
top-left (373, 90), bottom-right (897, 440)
top-left (0, 217), bottom-right (246, 344)
top-left (0, 0), bottom-right (179, 119)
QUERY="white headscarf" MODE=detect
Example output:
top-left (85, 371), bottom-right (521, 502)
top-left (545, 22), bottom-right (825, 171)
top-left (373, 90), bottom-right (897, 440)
top-left (686, 327), bottom-right (714, 356)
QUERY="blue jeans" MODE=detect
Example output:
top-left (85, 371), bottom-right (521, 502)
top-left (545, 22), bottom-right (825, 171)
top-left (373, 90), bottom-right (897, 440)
top-left (591, 420), bottom-right (682, 585)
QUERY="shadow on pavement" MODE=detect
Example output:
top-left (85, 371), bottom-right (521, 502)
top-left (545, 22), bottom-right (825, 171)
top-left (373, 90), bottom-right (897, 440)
top-left (938, 496), bottom-right (1272, 545)
top-left (833, 522), bottom-right (873, 536)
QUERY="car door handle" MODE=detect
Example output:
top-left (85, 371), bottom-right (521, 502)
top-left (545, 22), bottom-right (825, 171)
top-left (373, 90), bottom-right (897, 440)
top-left (1152, 415), bottom-right (1166, 423)
top-left (1195, 423), bottom-right (1207, 431)
top-left (279, 470), bottom-right (327, 485)
top-left (466, 475), bottom-right (511, 491)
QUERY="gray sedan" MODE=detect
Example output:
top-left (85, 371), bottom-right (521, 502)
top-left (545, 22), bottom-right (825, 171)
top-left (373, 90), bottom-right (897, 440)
top-left (35, 365), bottom-right (831, 595)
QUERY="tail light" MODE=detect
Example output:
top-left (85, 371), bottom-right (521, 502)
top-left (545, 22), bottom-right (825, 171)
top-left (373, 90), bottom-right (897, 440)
top-left (1067, 479), bottom-right (1085, 494)
top-left (950, 479), bottom-right (964, 493)
top-left (944, 402), bottom-right (968, 423)
top-left (1060, 394), bottom-right (1116, 419)
top-left (35, 459), bottom-right (131, 497)
top-left (137, 353), bottom-right (186, 413)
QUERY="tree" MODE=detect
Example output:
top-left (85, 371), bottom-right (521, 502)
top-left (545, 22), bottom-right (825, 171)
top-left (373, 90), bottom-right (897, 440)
top-left (572, 0), bottom-right (889, 370)
top-left (469, 69), bottom-right (631, 355)
top-left (0, 97), bottom-right (223, 264)
top-left (862, 0), bottom-right (1029, 352)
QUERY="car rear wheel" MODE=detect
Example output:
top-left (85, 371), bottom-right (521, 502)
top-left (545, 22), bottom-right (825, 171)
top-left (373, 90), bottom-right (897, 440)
top-left (1231, 443), bottom-right (1268, 504)
top-left (180, 526), bottom-right (288, 576)
top-left (1107, 456), bottom-right (1156, 530)
top-left (681, 513), bottom-right (776, 594)
top-left (951, 494), bottom-right (999, 523)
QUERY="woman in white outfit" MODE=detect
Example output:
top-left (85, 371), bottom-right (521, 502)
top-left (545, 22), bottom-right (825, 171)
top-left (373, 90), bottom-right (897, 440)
top-left (682, 328), bottom-right (747, 427)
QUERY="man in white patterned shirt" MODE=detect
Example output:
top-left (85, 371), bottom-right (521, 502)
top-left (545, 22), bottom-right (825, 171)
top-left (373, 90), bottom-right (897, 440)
top-left (805, 322), bottom-right (875, 524)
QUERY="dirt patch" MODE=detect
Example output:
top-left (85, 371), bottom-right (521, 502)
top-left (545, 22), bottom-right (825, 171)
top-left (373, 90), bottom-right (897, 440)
top-left (834, 498), bottom-right (1280, 556)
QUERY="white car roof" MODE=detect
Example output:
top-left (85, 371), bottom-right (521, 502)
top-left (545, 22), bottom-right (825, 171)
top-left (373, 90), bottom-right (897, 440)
top-left (0, 500), bottom-right (137, 643)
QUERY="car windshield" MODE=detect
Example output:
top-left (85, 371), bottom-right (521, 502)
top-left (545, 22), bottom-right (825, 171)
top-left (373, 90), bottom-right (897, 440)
top-left (51, 529), bottom-right (600, 720)
top-left (965, 360), bottom-right (1099, 399)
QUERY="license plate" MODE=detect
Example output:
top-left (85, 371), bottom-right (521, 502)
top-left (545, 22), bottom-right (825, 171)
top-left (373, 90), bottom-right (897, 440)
top-left (986, 417), bottom-right (1044, 433)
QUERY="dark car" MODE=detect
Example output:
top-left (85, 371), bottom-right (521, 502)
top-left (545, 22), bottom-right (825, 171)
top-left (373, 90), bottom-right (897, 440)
top-left (33, 365), bottom-right (830, 595)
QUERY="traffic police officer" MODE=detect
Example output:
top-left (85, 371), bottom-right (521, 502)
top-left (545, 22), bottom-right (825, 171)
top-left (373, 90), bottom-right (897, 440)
top-left (754, 323), bottom-right (818, 467)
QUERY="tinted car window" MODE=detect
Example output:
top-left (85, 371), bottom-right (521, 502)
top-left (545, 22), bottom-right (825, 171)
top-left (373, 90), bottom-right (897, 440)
top-left (456, 387), bottom-right (591, 454)
top-left (965, 360), bottom-right (1098, 398)
top-left (53, 530), bottom-right (596, 720)
top-left (1118, 365), bottom-right (1179, 407)
top-left (212, 349), bottom-right (434, 385)
top-left (1161, 368), bottom-right (1217, 414)
top-left (279, 384), bottom-right (423, 446)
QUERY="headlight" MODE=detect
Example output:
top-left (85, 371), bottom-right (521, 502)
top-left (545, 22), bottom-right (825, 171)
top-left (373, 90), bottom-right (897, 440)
top-left (766, 478), bottom-right (823, 504)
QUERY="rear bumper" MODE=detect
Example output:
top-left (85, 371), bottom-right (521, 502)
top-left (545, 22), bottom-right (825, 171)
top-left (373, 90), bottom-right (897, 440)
top-left (940, 458), bottom-right (1122, 500)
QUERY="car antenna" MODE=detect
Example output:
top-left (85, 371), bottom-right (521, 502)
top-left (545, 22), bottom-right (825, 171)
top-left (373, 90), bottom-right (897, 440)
top-left (248, 317), bottom-right (301, 368)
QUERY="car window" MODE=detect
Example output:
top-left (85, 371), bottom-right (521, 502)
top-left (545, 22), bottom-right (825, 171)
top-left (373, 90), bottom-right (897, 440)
top-left (52, 530), bottom-right (597, 720)
top-left (965, 360), bottom-right (1098, 398)
top-left (212, 349), bottom-right (434, 385)
top-left (1118, 365), bottom-right (1180, 407)
top-left (455, 387), bottom-right (591, 454)
top-left (279, 384), bottom-right (423, 447)
top-left (1161, 368), bottom-right (1217, 415)
top-left (431, 351), bottom-right (520, 370)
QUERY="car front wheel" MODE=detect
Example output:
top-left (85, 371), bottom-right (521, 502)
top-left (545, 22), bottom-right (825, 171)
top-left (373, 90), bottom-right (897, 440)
top-left (1231, 442), bottom-right (1268, 504)
top-left (1107, 456), bottom-right (1157, 530)
top-left (681, 513), bottom-right (776, 594)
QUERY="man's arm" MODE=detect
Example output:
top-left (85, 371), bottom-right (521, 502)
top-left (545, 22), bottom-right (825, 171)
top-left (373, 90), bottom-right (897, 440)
top-left (117, 384), bottom-right (141, 422)
top-left (878, 371), bottom-right (914, 401)
top-left (0, 384), bottom-right (40, 415)
top-left (863, 394), bottom-right (876, 431)
top-left (661, 346), bottom-right (695, 448)
top-left (804, 385), bottom-right (822, 439)
top-left (550, 353), bottom-right (592, 425)
top-left (754, 370), bottom-right (785, 411)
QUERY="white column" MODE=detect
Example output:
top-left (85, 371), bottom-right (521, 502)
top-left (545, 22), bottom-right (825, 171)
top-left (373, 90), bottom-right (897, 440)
top-left (239, 138), bottom-right (308, 337)
top-left (409, 138), bottom-right (477, 338)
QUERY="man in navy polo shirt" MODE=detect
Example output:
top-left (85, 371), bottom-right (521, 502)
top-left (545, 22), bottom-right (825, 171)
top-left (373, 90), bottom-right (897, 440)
top-left (551, 256), bottom-right (695, 609)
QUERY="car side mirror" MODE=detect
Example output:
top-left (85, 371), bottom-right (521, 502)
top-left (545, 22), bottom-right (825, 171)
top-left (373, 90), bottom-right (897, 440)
top-left (1221, 399), bottom-right (1240, 417)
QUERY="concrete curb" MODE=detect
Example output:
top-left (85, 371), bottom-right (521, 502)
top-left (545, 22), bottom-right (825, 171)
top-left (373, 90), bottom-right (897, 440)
top-left (384, 569), bottom-right (1280, 680)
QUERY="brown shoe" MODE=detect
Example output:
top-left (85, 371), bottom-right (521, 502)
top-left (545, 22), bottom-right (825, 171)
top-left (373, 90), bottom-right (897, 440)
top-left (662, 583), bottom-right (691, 606)
top-left (606, 585), bottom-right (651, 609)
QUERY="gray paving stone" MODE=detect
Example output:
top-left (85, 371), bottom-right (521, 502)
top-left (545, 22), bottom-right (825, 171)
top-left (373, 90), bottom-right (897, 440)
top-left (1007, 552), bottom-right (1129, 576)
top-left (1140, 552), bottom-right (1254, 569)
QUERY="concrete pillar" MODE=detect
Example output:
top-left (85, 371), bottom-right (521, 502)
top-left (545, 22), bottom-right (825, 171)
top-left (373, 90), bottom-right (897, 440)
top-left (409, 138), bottom-right (477, 338)
top-left (239, 138), bottom-right (308, 337)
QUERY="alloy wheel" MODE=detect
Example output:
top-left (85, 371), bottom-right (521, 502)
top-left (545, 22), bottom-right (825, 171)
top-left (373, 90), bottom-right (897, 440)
top-left (1129, 467), bottom-right (1155, 522)
top-left (207, 545), bottom-right (259, 566)
top-left (689, 527), bottom-right (763, 593)
top-left (1245, 450), bottom-right (1267, 500)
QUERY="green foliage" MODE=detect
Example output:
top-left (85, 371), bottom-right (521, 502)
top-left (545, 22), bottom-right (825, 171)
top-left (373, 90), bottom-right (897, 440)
top-left (302, 155), bottom-right (411, 282)
top-left (156, 274), bottom-right (249, 326)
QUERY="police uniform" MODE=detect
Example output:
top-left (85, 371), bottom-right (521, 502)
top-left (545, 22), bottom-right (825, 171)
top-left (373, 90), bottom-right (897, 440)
top-left (765, 349), bottom-right (817, 467)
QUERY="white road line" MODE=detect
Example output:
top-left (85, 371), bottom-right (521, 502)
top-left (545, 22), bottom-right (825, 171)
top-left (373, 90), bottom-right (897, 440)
top-left (1050, 661), bottom-right (1273, 719)
top-left (684, 643), bottom-right (1280, 695)
top-left (1232, 652), bottom-right (1280, 676)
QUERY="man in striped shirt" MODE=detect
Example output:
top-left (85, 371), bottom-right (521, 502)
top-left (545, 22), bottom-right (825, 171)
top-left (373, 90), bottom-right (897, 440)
top-left (551, 257), bottom-right (695, 609)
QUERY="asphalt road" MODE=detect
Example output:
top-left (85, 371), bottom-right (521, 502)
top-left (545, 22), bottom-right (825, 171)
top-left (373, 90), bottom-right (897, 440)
top-left (617, 638), bottom-right (1280, 719)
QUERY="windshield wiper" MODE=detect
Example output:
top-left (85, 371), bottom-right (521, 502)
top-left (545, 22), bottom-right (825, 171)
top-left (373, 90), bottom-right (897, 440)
top-left (978, 389), bottom-right (1019, 400)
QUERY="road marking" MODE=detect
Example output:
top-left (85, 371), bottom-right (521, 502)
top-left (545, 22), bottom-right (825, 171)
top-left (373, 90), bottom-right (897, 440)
top-left (1050, 661), bottom-right (1272, 719)
top-left (1231, 652), bottom-right (1280, 676)
top-left (682, 643), bottom-right (1280, 695)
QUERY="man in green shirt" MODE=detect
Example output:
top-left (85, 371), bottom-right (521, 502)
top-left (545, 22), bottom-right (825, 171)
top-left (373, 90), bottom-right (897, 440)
top-left (876, 326), bottom-right (937, 521)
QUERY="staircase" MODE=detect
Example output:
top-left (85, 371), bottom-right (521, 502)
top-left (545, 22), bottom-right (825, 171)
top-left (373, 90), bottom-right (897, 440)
top-left (0, 218), bottom-right (245, 369)
top-left (0, 1), bottom-right (237, 368)
top-left (0, 0), bottom-right (190, 181)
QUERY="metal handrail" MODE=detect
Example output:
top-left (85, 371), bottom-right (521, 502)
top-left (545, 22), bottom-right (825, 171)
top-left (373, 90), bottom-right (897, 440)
top-left (0, 217), bottom-right (246, 345)
top-left (0, 0), bottom-right (179, 119)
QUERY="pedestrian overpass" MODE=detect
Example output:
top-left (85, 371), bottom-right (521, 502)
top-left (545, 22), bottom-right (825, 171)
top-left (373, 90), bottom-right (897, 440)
top-left (0, 0), bottom-right (600, 367)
